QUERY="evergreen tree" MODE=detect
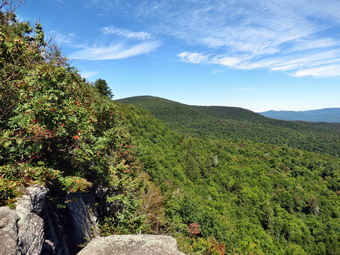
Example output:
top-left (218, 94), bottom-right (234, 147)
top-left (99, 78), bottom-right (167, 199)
top-left (94, 78), bottom-right (113, 98)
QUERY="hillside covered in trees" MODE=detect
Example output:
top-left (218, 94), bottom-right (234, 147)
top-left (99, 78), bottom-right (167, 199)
top-left (119, 96), bottom-right (340, 157)
top-left (1, 3), bottom-right (339, 255)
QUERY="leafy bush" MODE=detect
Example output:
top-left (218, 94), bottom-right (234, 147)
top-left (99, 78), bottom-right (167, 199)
top-left (0, 163), bottom-right (60, 206)
top-left (58, 176), bottom-right (92, 193)
top-left (0, 5), bottom-right (156, 236)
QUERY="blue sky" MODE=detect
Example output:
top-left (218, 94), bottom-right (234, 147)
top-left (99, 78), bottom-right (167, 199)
top-left (17, 0), bottom-right (340, 111)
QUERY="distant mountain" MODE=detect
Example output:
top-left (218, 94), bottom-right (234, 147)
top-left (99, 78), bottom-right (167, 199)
top-left (119, 96), bottom-right (284, 124)
top-left (259, 108), bottom-right (340, 123)
top-left (118, 96), bottom-right (340, 157)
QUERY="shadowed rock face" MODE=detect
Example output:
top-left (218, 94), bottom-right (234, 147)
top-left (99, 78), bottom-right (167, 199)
top-left (77, 235), bottom-right (185, 255)
top-left (1, 187), bottom-right (183, 255)
top-left (66, 192), bottom-right (99, 249)
top-left (42, 190), bottom-right (99, 255)
top-left (0, 186), bottom-right (99, 255)
top-left (16, 186), bottom-right (48, 255)
top-left (0, 186), bottom-right (48, 255)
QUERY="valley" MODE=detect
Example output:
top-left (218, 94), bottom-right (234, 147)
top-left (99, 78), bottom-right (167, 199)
top-left (1, 3), bottom-right (339, 255)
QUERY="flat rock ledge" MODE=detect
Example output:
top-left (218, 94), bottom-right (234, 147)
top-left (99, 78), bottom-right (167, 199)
top-left (77, 234), bottom-right (185, 255)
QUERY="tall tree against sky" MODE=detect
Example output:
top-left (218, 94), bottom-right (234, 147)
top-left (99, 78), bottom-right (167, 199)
top-left (94, 78), bottom-right (113, 99)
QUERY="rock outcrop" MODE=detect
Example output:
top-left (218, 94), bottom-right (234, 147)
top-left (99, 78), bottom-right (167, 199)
top-left (0, 186), bottom-right (48, 255)
top-left (16, 186), bottom-right (48, 255)
top-left (0, 186), bottom-right (99, 255)
top-left (77, 235), bottom-right (185, 255)
top-left (66, 192), bottom-right (99, 247)
top-left (0, 207), bottom-right (19, 255)
top-left (0, 187), bottom-right (185, 255)
top-left (42, 190), bottom-right (99, 255)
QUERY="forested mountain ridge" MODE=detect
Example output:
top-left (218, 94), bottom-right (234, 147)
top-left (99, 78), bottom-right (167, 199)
top-left (119, 96), bottom-right (340, 157)
top-left (260, 108), bottom-right (340, 123)
top-left (120, 104), bottom-right (340, 255)
top-left (119, 96), bottom-right (269, 123)
top-left (1, 4), bottom-right (339, 255)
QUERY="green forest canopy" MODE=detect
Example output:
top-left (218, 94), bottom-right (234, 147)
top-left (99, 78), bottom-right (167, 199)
top-left (119, 96), bottom-right (340, 157)
top-left (1, 4), bottom-right (339, 254)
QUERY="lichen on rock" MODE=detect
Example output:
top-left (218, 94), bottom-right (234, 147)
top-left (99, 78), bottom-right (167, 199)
top-left (77, 234), bottom-right (185, 255)
top-left (0, 207), bottom-right (19, 255)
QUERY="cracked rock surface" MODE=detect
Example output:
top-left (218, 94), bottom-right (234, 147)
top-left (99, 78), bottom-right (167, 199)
top-left (0, 186), bottom-right (48, 255)
top-left (0, 207), bottom-right (19, 255)
top-left (16, 186), bottom-right (48, 255)
top-left (77, 234), bottom-right (185, 255)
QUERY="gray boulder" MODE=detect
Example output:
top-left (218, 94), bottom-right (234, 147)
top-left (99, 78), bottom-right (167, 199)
top-left (16, 186), bottom-right (48, 255)
top-left (0, 207), bottom-right (19, 255)
top-left (0, 185), bottom-right (103, 255)
top-left (77, 235), bottom-right (185, 255)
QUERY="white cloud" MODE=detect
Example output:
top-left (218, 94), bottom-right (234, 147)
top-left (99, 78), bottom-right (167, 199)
top-left (178, 53), bottom-right (247, 67)
top-left (74, 0), bottom-right (340, 76)
top-left (211, 56), bottom-right (244, 67)
top-left (242, 49), bottom-right (340, 72)
top-left (102, 26), bottom-right (153, 40)
top-left (69, 41), bottom-right (160, 60)
top-left (125, 0), bottom-right (340, 77)
top-left (80, 71), bottom-right (98, 79)
top-left (293, 64), bottom-right (340, 77)
top-left (177, 52), bottom-right (208, 64)
top-left (178, 49), bottom-right (340, 77)
top-left (50, 31), bottom-right (77, 45)
top-left (51, 26), bottom-right (160, 61)
top-left (288, 38), bottom-right (339, 53)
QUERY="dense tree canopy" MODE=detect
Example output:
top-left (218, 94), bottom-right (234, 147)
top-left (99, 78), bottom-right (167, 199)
top-left (121, 105), bottom-right (340, 254)
top-left (1, 4), bottom-right (339, 255)
top-left (119, 96), bottom-right (340, 157)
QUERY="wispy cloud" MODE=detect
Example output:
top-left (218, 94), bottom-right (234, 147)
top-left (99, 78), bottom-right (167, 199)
top-left (52, 26), bottom-right (160, 61)
top-left (287, 38), bottom-right (339, 53)
top-left (87, 0), bottom-right (117, 9)
top-left (178, 52), bottom-right (248, 68)
top-left (71, 0), bottom-right (340, 75)
top-left (69, 41), bottom-right (160, 60)
top-left (178, 52), bottom-right (208, 64)
top-left (293, 64), bottom-right (340, 77)
top-left (89, 0), bottom-right (340, 77)
top-left (50, 30), bottom-right (78, 45)
top-left (211, 69), bottom-right (225, 74)
top-left (178, 49), bottom-right (340, 77)
top-left (80, 71), bottom-right (98, 79)
top-left (170, 0), bottom-right (340, 77)
top-left (102, 26), bottom-right (153, 40)
top-left (211, 56), bottom-right (245, 67)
